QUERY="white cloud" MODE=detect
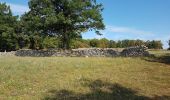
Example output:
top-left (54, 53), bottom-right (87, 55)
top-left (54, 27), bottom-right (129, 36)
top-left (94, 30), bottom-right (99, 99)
top-left (106, 25), bottom-right (153, 34)
top-left (7, 3), bottom-right (29, 15)
top-left (95, 25), bottom-right (153, 39)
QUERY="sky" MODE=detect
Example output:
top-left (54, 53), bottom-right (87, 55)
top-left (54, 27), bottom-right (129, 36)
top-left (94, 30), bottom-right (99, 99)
top-left (0, 0), bottom-right (170, 48)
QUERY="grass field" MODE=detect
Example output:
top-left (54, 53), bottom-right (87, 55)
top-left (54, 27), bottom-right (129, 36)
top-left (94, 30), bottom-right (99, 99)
top-left (0, 51), bottom-right (170, 100)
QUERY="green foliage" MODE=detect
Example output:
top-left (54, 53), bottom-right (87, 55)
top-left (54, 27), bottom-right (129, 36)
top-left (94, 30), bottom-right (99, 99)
top-left (43, 37), bottom-right (60, 49)
top-left (29, 34), bottom-right (44, 50)
top-left (72, 39), bottom-right (163, 49)
top-left (0, 2), bottom-right (164, 51)
top-left (22, 0), bottom-right (105, 49)
top-left (71, 39), bottom-right (90, 49)
top-left (109, 40), bottom-right (117, 48)
top-left (168, 40), bottom-right (170, 50)
top-left (0, 3), bottom-right (18, 51)
top-left (134, 39), bottom-right (144, 46)
top-left (146, 40), bottom-right (163, 49)
top-left (98, 38), bottom-right (109, 48)
top-left (116, 40), bottom-right (122, 48)
top-left (89, 39), bottom-right (99, 47)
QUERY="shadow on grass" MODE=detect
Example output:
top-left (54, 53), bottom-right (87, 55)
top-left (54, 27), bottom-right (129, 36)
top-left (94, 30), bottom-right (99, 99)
top-left (43, 79), bottom-right (170, 100)
top-left (142, 54), bottom-right (170, 65)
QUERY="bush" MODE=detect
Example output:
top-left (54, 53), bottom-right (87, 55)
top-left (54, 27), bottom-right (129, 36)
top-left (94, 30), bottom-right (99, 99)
top-left (168, 40), bottom-right (170, 50)
top-left (89, 39), bottom-right (99, 47)
top-left (43, 37), bottom-right (60, 49)
top-left (98, 38), bottom-right (109, 48)
top-left (71, 39), bottom-right (90, 49)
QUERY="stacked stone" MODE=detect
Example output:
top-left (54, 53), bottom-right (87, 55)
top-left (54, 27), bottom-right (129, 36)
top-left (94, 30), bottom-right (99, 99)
top-left (0, 46), bottom-right (150, 57)
top-left (15, 50), bottom-right (73, 57)
top-left (15, 50), bottom-right (57, 57)
top-left (0, 51), bottom-right (15, 56)
top-left (72, 48), bottom-right (119, 57)
top-left (53, 50), bottom-right (72, 57)
top-left (120, 45), bottom-right (149, 57)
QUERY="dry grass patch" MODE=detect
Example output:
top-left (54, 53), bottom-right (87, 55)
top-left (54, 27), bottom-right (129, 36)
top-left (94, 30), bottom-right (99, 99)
top-left (0, 55), bottom-right (170, 100)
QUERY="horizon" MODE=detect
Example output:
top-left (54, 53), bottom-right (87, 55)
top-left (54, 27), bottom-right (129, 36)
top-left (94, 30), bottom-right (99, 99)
top-left (1, 0), bottom-right (170, 49)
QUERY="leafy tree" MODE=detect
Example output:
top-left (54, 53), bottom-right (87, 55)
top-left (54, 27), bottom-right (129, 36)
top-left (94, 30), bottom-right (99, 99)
top-left (121, 40), bottom-right (130, 48)
top-left (29, 33), bottom-right (44, 50)
top-left (98, 38), bottom-right (109, 48)
top-left (145, 40), bottom-right (152, 49)
top-left (154, 40), bottom-right (163, 49)
top-left (89, 39), bottom-right (99, 47)
top-left (43, 37), bottom-right (60, 49)
top-left (0, 3), bottom-right (18, 51)
top-left (145, 40), bottom-right (163, 49)
top-left (116, 40), bottom-right (122, 48)
top-left (71, 39), bottom-right (90, 49)
top-left (22, 0), bottom-right (105, 49)
top-left (109, 40), bottom-right (116, 48)
top-left (135, 39), bottom-right (144, 46)
top-left (168, 40), bottom-right (170, 50)
top-left (128, 40), bottom-right (135, 47)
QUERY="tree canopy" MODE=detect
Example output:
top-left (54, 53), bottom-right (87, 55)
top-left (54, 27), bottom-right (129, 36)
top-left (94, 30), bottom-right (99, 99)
top-left (168, 40), bottom-right (170, 50)
top-left (21, 0), bottom-right (105, 49)
top-left (0, 3), bottom-right (18, 51)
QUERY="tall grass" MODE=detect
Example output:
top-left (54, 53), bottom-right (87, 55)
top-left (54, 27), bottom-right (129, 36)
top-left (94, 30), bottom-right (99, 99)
top-left (0, 55), bottom-right (170, 100)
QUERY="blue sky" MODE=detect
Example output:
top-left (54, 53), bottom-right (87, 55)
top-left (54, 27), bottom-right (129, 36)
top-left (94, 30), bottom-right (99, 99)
top-left (1, 0), bottom-right (170, 48)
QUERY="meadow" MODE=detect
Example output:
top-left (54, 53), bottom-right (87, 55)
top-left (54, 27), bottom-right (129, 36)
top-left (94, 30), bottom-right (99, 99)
top-left (0, 50), bottom-right (170, 100)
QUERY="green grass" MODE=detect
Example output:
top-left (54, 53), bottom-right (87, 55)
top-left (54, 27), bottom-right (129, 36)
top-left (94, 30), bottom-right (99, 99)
top-left (149, 49), bottom-right (170, 56)
top-left (0, 52), bottom-right (170, 100)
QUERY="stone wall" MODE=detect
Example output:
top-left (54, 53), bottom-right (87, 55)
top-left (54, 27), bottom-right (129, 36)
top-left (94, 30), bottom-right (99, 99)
top-left (121, 46), bottom-right (149, 57)
top-left (0, 51), bottom-right (15, 56)
top-left (15, 50), bottom-right (58, 57)
top-left (14, 48), bottom-right (120, 57)
top-left (72, 48), bottom-right (120, 57)
top-left (0, 46), bottom-right (149, 57)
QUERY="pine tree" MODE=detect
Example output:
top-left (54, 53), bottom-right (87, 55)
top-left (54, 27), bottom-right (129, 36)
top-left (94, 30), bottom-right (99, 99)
top-left (22, 0), bottom-right (105, 49)
top-left (168, 40), bottom-right (170, 50)
top-left (0, 3), bottom-right (18, 51)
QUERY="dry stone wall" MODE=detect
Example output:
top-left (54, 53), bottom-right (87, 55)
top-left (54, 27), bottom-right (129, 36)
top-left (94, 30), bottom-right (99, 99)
top-left (72, 48), bottom-right (120, 57)
top-left (121, 46), bottom-right (149, 57)
top-left (0, 46), bottom-right (149, 57)
top-left (0, 51), bottom-right (15, 56)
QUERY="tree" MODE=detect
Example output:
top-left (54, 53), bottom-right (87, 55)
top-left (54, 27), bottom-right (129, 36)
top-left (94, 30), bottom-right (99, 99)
top-left (71, 39), bottom-right (90, 49)
top-left (154, 40), bottom-right (163, 49)
top-left (121, 40), bottom-right (129, 48)
top-left (135, 39), bottom-right (144, 46)
top-left (0, 3), bottom-right (18, 51)
top-left (145, 40), bottom-right (163, 49)
top-left (98, 38), bottom-right (109, 48)
top-left (109, 40), bottom-right (116, 48)
top-left (168, 40), bottom-right (170, 50)
top-left (128, 40), bottom-right (135, 47)
top-left (89, 39), bottom-right (99, 47)
top-left (116, 40), bottom-right (122, 48)
top-left (22, 0), bottom-right (105, 49)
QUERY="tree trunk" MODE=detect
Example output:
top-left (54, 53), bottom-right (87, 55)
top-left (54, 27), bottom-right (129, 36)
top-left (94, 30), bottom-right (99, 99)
top-left (62, 29), bottom-right (70, 50)
top-left (62, 33), bottom-right (69, 50)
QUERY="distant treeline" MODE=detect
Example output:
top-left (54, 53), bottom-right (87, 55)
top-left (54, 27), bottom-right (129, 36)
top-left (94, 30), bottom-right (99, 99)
top-left (1, 36), bottom-right (163, 51)
top-left (70, 38), bottom-right (163, 49)
top-left (168, 40), bottom-right (170, 50)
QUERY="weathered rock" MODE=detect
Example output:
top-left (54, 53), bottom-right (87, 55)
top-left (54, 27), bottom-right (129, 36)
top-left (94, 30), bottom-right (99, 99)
top-left (72, 48), bottom-right (119, 57)
top-left (120, 46), bottom-right (149, 57)
top-left (0, 51), bottom-right (15, 56)
top-left (15, 50), bottom-right (58, 57)
top-left (0, 46), bottom-right (150, 57)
